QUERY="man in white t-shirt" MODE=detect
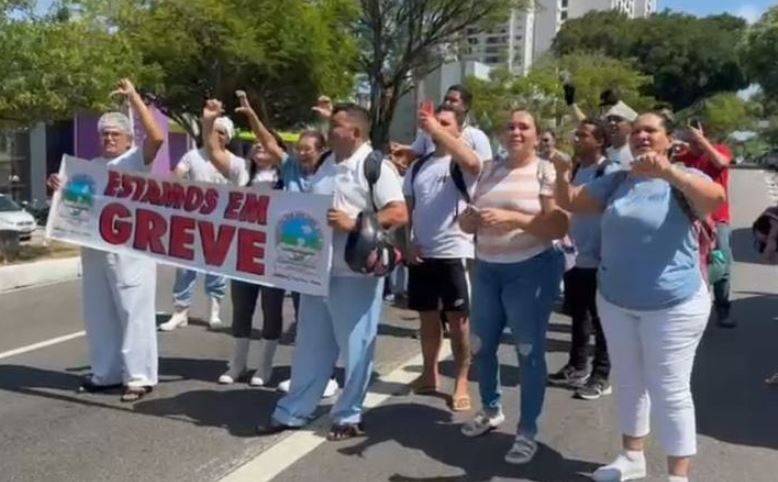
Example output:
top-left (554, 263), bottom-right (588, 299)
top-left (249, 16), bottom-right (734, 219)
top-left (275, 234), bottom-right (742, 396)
top-left (159, 116), bottom-right (237, 332)
top-left (604, 101), bottom-right (638, 169)
top-left (260, 103), bottom-right (408, 440)
top-left (47, 79), bottom-right (166, 402)
top-left (403, 104), bottom-right (482, 411)
top-left (391, 85), bottom-right (493, 170)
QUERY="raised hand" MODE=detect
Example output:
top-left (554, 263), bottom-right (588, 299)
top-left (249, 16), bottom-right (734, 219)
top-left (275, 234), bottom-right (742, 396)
top-left (312, 95), bottom-right (333, 120)
top-left (109, 78), bottom-right (137, 99)
top-left (417, 100), bottom-right (440, 134)
top-left (202, 99), bottom-right (224, 123)
top-left (234, 90), bottom-right (255, 117)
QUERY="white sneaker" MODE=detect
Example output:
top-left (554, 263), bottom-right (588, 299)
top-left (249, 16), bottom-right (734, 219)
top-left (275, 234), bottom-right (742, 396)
top-left (591, 451), bottom-right (647, 481)
top-left (249, 339), bottom-right (278, 386)
top-left (277, 379), bottom-right (291, 393)
top-left (322, 378), bottom-right (339, 398)
top-left (277, 378), bottom-right (338, 398)
top-left (208, 297), bottom-right (223, 329)
top-left (461, 410), bottom-right (505, 438)
top-left (159, 308), bottom-right (189, 331)
top-left (218, 338), bottom-right (250, 384)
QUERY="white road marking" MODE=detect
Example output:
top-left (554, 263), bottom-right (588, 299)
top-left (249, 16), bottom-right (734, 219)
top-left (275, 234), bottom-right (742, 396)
top-left (0, 331), bottom-right (86, 361)
top-left (220, 346), bottom-right (452, 482)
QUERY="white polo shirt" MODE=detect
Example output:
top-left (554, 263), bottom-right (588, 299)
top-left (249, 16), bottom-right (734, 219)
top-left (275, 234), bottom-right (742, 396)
top-left (410, 125), bottom-right (493, 162)
top-left (308, 142), bottom-right (405, 277)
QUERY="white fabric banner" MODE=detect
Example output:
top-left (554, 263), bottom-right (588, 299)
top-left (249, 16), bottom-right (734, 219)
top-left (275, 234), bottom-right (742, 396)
top-left (46, 155), bottom-right (333, 296)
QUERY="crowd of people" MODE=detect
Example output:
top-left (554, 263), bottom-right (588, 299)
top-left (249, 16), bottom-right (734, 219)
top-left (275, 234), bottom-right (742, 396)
top-left (46, 76), bottom-right (760, 481)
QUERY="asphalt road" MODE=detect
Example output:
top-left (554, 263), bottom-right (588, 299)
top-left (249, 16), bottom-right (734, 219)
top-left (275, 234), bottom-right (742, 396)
top-left (0, 168), bottom-right (776, 482)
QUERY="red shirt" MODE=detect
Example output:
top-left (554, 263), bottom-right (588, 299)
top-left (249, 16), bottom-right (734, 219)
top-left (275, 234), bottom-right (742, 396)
top-left (678, 144), bottom-right (732, 224)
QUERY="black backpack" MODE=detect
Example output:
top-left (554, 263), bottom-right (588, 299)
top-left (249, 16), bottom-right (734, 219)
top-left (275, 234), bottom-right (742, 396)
top-left (408, 153), bottom-right (471, 207)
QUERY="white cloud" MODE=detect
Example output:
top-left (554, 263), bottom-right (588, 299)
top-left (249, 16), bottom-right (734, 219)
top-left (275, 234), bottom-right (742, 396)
top-left (735, 4), bottom-right (763, 24)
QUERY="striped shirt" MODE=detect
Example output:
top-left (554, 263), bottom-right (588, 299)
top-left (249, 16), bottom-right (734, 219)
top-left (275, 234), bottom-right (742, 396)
top-left (473, 158), bottom-right (556, 263)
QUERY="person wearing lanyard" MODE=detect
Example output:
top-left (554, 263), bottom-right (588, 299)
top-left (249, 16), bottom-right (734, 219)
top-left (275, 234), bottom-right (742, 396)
top-left (47, 79), bottom-right (166, 402)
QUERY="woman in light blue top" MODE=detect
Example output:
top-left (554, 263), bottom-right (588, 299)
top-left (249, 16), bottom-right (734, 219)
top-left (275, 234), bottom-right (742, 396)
top-left (553, 112), bottom-right (725, 482)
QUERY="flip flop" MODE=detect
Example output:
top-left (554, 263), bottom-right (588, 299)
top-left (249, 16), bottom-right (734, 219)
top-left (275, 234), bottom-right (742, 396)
top-left (451, 394), bottom-right (472, 412)
top-left (326, 422), bottom-right (365, 441)
top-left (120, 386), bottom-right (153, 403)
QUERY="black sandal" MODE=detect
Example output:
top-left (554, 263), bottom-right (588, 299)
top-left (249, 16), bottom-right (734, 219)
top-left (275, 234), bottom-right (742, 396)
top-left (120, 386), bottom-right (153, 402)
top-left (255, 420), bottom-right (299, 436)
top-left (326, 422), bottom-right (365, 441)
top-left (78, 380), bottom-right (122, 393)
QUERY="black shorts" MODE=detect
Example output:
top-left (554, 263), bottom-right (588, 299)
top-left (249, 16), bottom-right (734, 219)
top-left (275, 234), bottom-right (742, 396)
top-left (408, 258), bottom-right (470, 313)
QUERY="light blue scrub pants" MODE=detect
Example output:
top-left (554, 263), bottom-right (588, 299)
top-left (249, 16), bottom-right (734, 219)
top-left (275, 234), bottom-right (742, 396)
top-left (272, 275), bottom-right (384, 426)
top-left (172, 268), bottom-right (226, 309)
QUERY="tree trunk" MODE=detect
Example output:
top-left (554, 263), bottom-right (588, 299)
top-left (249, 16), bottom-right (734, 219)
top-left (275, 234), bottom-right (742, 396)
top-left (370, 83), bottom-right (401, 152)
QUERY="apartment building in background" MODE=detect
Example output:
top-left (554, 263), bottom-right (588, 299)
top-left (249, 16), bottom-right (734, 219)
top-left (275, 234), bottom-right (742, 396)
top-left (464, 0), bottom-right (657, 75)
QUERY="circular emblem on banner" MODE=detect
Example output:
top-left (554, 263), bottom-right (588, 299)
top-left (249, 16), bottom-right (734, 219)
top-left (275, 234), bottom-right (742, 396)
top-left (60, 174), bottom-right (96, 223)
top-left (275, 212), bottom-right (324, 264)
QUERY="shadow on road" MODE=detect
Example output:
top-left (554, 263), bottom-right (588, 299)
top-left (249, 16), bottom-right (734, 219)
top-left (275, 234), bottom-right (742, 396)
top-left (338, 403), bottom-right (598, 481)
top-left (693, 291), bottom-right (778, 451)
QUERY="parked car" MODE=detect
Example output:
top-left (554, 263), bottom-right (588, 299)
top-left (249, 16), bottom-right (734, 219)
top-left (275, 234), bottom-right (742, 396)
top-left (0, 194), bottom-right (37, 241)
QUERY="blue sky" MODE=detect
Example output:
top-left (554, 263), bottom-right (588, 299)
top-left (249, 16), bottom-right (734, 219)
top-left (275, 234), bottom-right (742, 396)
top-left (661, 0), bottom-right (774, 23)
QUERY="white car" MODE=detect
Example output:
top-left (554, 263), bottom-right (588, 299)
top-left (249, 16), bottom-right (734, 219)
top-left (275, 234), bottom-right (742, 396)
top-left (0, 194), bottom-right (36, 241)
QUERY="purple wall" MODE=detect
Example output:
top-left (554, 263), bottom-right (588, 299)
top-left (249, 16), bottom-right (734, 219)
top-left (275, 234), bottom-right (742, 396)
top-left (168, 132), bottom-right (190, 170)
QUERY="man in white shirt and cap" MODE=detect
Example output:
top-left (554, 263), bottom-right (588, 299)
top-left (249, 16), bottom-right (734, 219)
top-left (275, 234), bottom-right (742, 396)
top-left (47, 79), bottom-right (166, 402)
top-left (158, 116), bottom-right (236, 332)
top-left (603, 100), bottom-right (638, 169)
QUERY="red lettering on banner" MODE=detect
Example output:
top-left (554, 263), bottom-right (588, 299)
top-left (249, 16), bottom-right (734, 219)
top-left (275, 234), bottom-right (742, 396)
top-left (162, 182), bottom-right (185, 209)
top-left (224, 192), bottom-right (243, 220)
top-left (118, 174), bottom-right (134, 198)
top-left (104, 171), bottom-right (121, 197)
top-left (133, 209), bottom-right (167, 255)
top-left (184, 186), bottom-right (204, 212)
top-left (200, 188), bottom-right (218, 215)
top-left (238, 194), bottom-right (270, 225)
top-left (99, 203), bottom-right (132, 244)
top-left (130, 176), bottom-right (147, 201)
top-left (169, 215), bottom-right (196, 260)
top-left (140, 178), bottom-right (163, 206)
top-left (199, 222), bottom-right (236, 266)
top-left (236, 228), bottom-right (266, 275)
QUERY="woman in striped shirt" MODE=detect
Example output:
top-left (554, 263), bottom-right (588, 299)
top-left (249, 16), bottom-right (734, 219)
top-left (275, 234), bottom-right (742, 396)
top-left (458, 109), bottom-right (568, 465)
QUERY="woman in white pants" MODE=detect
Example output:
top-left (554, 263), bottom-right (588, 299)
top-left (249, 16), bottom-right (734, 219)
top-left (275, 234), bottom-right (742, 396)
top-left (47, 79), bottom-right (166, 402)
top-left (553, 112), bottom-right (725, 481)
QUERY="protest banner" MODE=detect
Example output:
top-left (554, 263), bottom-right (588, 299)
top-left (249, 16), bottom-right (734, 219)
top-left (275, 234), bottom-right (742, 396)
top-left (46, 155), bottom-right (333, 296)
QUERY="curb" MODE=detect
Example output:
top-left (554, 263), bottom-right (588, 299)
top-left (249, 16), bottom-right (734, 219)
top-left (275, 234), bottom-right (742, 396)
top-left (0, 256), bottom-right (82, 293)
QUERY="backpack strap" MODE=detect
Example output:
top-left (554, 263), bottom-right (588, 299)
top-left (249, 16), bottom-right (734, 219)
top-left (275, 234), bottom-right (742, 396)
top-left (449, 161), bottom-right (471, 204)
top-left (408, 152), bottom-right (436, 200)
top-left (363, 150), bottom-right (384, 212)
top-left (595, 160), bottom-right (609, 178)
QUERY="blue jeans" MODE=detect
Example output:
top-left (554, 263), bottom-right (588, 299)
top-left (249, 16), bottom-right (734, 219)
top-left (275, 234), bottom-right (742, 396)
top-left (172, 268), bottom-right (227, 308)
top-left (272, 275), bottom-right (384, 426)
top-left (713, 222), bottom-right (732, 310)
top-left (471, 248), bottom-right (564, 438)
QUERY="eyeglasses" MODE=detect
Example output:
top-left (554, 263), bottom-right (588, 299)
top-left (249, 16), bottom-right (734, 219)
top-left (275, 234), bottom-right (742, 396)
top-left (100, 131), bottom-right (125, 139)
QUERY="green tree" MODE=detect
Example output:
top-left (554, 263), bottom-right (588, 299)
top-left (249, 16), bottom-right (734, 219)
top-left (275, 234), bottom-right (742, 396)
top-left (741, 6), bottom-right (778, 99)
top-left (357, 0), bottom-right (528, 148)
top-left (467, 53), bottom-right (654, 137)
top-left (552, 10), bottom-right (749, 110)
top-left (0, 12), bottom-right (146, 125)
top-left (66, 0), bottom-right (359, 139)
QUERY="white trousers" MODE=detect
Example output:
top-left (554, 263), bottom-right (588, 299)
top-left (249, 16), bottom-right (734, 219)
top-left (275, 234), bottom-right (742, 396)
top-left (81, 248), bottom-right (158, 387)
top-left (597, 284), bottom-right (710, 456)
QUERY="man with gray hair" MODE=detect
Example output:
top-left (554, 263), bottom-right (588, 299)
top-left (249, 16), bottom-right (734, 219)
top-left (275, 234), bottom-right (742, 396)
top-left (158, 115), bottom-right (236, 332)
top-left (47, 79), bottom-right (166, 402)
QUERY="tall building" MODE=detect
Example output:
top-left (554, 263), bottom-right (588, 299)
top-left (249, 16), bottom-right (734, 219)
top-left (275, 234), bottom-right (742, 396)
top-left (464, 0), bottom-right (656, 74)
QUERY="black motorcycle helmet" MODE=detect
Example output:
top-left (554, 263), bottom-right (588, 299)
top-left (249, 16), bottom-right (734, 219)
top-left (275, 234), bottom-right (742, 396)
top-left (345, 211), bottom-right (402, 276)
